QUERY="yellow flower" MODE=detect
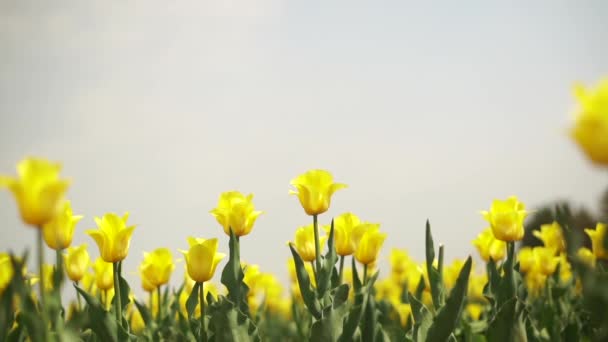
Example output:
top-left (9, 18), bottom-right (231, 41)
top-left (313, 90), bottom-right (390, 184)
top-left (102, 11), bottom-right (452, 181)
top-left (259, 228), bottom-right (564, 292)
top-left (481, 196), bottom-right (528, 242)
top-left (468, 273), bottom-right (488, 300)
top-left (130, 306), bottom-right (145, 333)
top-left (181, 237), bottom-right (225, 283)
top-left (323, 212), bottom-right (361, 256)
top-left (517, 247), bottom-right (535, 273)
top-left (558, 253), bottom-right (572, 283)
top-left (291, 224), bottom-right (327, 262)
top-left (519, 246), bottom-right (559, 276)
top-left (354, 224), bottom-right (387, 265)
top-left (42, 264), bottom-right (54, 292)
top-left (524, 270), bottom-right (547, 297)
top-left (93, 257), bottom-right (114, 291)
top-left (533, 221), bottom-right (565, 253)
top-left (585, 223), bottom-right (607, 260)
top-left (375, 278), bottom-right (401, 304)
top-left (390, 249), bottom-right (412, 275)
top-left (0, 157), bottom-right (70, 226)
top-left (0, 253), bottom-right (14, 295)
top-left (42, 200), bottom-right (83, 250)
top-left (395, 303), bottom-right (412, 327)
top-left (87, 212), bottom-right (136, 263)
top-left (577, 247), bottom-right (596, 268)
top-left (140, 248), bottom-right (175, 289)
top-left (64, 244), bottom-right (90, 282)
top-left (466, 303), bottom-right (484, 321)
top-left (210, 191), bottom-right (263, 237)
top-left (289, 169), bottom-right (347, 216)
top-left (472, 228), bottom-right (506, 262)
top-left (570, 79), bottom-right (608, 165)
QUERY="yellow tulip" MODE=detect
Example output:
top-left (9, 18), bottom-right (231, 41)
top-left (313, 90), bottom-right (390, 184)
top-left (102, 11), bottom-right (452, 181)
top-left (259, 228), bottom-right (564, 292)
top-left (43, 200), bottom-right (83, 250)
top-left (291, 224), bottom-right (327, 262)
top-left (354, 225), bottom-right (386, 265)
top-left (533, 221), bottom-right (565, 254)
top-left (130, 306), bottom-right (145, 333)
top-left (395, 303), bottom-right (412, 327)
top-left (374, 278), bottom-right (401, 304)
top-left (210, 191), bottom-right (263, 237)
top-left (468, 273), bottom-right (488, 300)
top-left (87, 212), bottom-right (136, 263)
top-left (181, 237), bottom-right (225, 283)
top-left (519, 246), bottom-right (559, 276)
top-left (42, 264), bottom-right (54, 292)
top-left (0, 157), bottom-right (70, 226)
top-left (524, 270), bottom-right (547, 297)
top-left (472, 228), bottom-right (506, 262)
top-left (577, 247), bottom-right (596, 268)
top-left (466, 303), bottom-right (484, 321)
top-left (558, 253), bottom-right (572, 283)
top-left (140, 248), bottom-right (175, 288)
top-left (570, 79), bottom-right (608, 165)
top-left (323, 212), bottom-right (360, 256)
top-left (481, 196), bottom-right (528, 242)
top-left (93, 257), bottom-right (114, 291)
top-left (290, 169), bottom-right (347, 216)
top-left (64, 244), bottom-right (90, 282)
top-left (390, 249), bottom-right (412, 275)
top-left (584, 223), bottom-right (607, 260)
top-left (0, 253), bottom-right (14, 295)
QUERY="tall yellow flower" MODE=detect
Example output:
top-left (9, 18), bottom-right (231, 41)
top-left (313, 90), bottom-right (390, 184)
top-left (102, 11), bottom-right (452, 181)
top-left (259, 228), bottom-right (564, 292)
top-left (570, 79), bottom-right (608, 165)
top-left (87, 212), bottom-right (136, 263)
top-left (481, 196), bottom-right (528, 242)
top-left (518, 246), bottom-right (559, 276)
top-left (291, 224), bottom-right (327, 262)
top-left (355, 225), bottom-right (387, 265)
top-left (93, 257), bottom-right (114, 291)
top-left (210, 191), bottom-right (263, 237)
top-left (584, 223), bottom-right (607, 260)
top-left (41, 264), bottom-right (54, 292)
top-left (0, 253), bottom-right (14, 295)
top-left (472, 227), bottom-right (506, 262)
top-left (64, 244), bottom-right (90, 283)
top-left (0, 157), bottom-right (70, 226)
top-left (533, 221), bottom-right (565, 254)
top-left (323, 212), bottom-right (361, 256)
top-left (43, 201), bottom-right (83, 250)
top-left (517, 247), bottom-right (535, 273)
top-left (577, 247), bottom-right (596, 268)
top-left (289, 170), bottom-right (347, 216)
top-left (181, 237), bottom-right (225, 283)
top-left (139, 248), bottom-right (175, 288)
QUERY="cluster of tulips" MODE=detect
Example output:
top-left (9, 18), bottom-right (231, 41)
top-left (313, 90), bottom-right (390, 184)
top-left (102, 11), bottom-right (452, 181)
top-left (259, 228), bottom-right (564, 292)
top-left (0, 77), bottom-right (607, 341)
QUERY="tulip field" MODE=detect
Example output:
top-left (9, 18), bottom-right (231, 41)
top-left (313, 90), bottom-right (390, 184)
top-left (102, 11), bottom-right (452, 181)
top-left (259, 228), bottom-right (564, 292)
top-left (0, 79), bottom-right (607, 341)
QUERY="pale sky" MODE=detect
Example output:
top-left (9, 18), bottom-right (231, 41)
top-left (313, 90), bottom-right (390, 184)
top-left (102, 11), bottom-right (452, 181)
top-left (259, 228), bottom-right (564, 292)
top-left (1, 1), bottom-right (607, 298)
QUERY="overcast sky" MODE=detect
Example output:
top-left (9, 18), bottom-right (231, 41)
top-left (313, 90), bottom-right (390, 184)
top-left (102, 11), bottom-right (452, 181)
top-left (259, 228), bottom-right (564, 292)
top-left (1, 1), bottom-right (607, 298)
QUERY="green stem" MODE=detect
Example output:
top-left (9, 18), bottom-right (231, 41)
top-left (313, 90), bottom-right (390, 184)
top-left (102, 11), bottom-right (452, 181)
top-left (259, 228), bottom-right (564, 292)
top-left (312, 214), bottom-right (321, 285)
top-left (113, 262), bottom-right (122, 328)
top-left (75, 281), bottom-right (82, 311)
top-left (338, 255), bottom-right (345, 284)
top-left (37, 229), bottom-right (48, 338)
top-left (149, 291), bottom-right (153, 315)
top-left (199, 281), bottom-right (207, 342)
top-left (363, 264), bottom-right (368, 286)
top-left (55, 249), bottom-right (63, 307)
top-left (157, 286), bottom-right (162, 323)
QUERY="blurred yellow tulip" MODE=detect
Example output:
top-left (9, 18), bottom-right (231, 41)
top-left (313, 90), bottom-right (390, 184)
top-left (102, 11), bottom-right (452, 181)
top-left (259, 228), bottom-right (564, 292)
top-left (481, 196), bottom-right (528, 242)
top-left (210, 191), bottom-right (263, 237)
top-left (93, 257), bottom-right (114, 291)
top-left (354, 224), bottom-right (386, 265)
top-left (577, 247), bottom-right (596, 268)
top-left (0, 157), bottom-right (70, 227)
top-left (323, 212), bottom-right (361, 256)
top-left (290, 169), bottom-right (346, 216)
top-left (291, 224), bottom-right (327, 262)
top-left (87, 212), bottom-right (136, 263)
top-left (533, 221), bottom-right (565, 254)
top-left (140, 248), bottom-right (175, 288)
top-left (0, 253), bottom-right (14, 295)
top-left (570, 79), bottom-right (608, 165)
top-left (64, 244), bottom-right (90, 283)
top-left (472, 227), bottom-right (506, 262)
top-left (181, 237), bottom-right (225, 283)
top-left (43, 201), bottom-right (83, 250)
top-left (585, 223), bottom-right (607, 260)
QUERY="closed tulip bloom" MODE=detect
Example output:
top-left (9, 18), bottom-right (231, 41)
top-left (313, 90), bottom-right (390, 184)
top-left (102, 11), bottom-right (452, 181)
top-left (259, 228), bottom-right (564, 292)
top-left (43, 201), bottom-right (83, 250)
top-left (93, 257), bottom-right (114, 291)
top-left (324, 212), bottom-right (360, 256)
top-left (0, 157), bottom-right (70, 227)
top-left (0, 253), bottom-right (14, 295)
top-left (210, 191), bottom-right (263, 237)
top-left (64, 244), bottom-right (90, 282)
top-left (390, 249), bottom-right (412, 275)
top-left (290, 170), bottom-right (347, 216)
top-left (472, 227), bottom-right (507, 262)
top-left (533, 221), bottom-right (565, 254)
top-left (570, 79), bottom-right (608, 165)
top-left (577, 247), bottom-right (596, 268)
top-left (396, 303), bottom-right (412, 327)
top-left (517, 247), bottom-right (535, 273)
top-left (481, 196), bottom-right (528, 242)
top-left (355, 225), bottom-right (387, 265)
top-left (291, 224), bottom-right (327, 262)
top-left (87, 212), bottom-right (136, 263)
top-left (140, 248), bottom-right (175, 288)
top-left (584, 223), bottom-right (607, 260)
top-left (181, 237), bottom-right (225, 283)
top-left (534, 247), bottom-right (560, 276)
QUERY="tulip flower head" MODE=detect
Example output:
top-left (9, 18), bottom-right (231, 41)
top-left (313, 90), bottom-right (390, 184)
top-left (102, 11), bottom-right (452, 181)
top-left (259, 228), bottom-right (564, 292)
top-left (291, 224), bottom-right (327, 262)
top-left (64, 244), bottom-right (90, 283)
top-left (139, 248), bottom-right (175, 289)
top-left (585, 223), bottom-right (607, 260)
top-left (43, 200), bottom-right (83, 250)
top-left (0, 157), bottom-right (70, 227)
top-left (354, 224), bottom-right (386, 265)
top-left (93, 257), bottom-right (114, 291)
top-left (0, 253), bottom-right (14, 295)
top-left (570, 79), bottom-right (608, 165)
top-left (181, 237), bottom-right (225, 283)
top-left (481, 196), bottom-right (528, 242)
top-left (577, 247), bottom-right (596, 268)
top-left (472, 227), bottom-right (506, 262)
top-left (210, 191), bottom-right (263, 237)
top-left (533, 221), bottom-right (565, 254)
top-left (324, 212), bottom-right (361, 256)
top-left (290, 169), bottom-right (347, 216)
top-left (87, 212), bottom-right (136, 263)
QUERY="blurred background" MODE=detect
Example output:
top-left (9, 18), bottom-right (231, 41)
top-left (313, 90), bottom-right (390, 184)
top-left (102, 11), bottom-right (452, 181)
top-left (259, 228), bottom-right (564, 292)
top-left (1, 1), bottom-right (608, 298)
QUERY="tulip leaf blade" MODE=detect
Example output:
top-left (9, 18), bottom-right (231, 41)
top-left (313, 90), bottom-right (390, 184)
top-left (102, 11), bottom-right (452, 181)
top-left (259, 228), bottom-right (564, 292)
top-left (186, 282), bottom-right (201, 321)
top-left (221, 228), bottom-right (250, 316)
top-left (318, 220), bottom-right (338, 297)
top-left (74, 284), bottom-right (118, 342)
top-left (408, 292), bottom-right (432, 342)
top-left (289, 244), bottom-right (322, 319)
top-left (425, 220), bottom-right (444, 309)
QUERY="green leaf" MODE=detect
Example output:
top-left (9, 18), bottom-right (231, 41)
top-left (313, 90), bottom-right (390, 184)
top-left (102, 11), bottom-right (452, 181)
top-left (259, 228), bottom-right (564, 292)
top-left (186, 282), bottom-right (201, 320)
top-left (133, 300), bottom-right (152, 327)
top-left (311, 304), bottom-right (348, 342)
top-left (0, 281), bottom-right (14, 340)
top-left (332, 284), bottom-right (350, 309)
top-left (318, 220), bottom-right (339, 297)
top-left (289, 244), bottom-right (322, 319)
top-left (487, 298), bottom-right (517, 342)
top-left (408, 292), bottom-right (432, 342)
top-left (361, 293), bottom-right (377, 342)
top-left (74, 284), bottom-right (118, 342)
top-left (207, 297), bottom-right (260, 342)
top-left (425, 220), bottom-right (444, 309)
top-left (117, 262), bottom-right (131, 312)
top-left (352, 257), bottom-right (362, 295)
top-left (220, 228), bottom-right (250, 315)
top-left (427, 256), bottom-right (472, 342)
